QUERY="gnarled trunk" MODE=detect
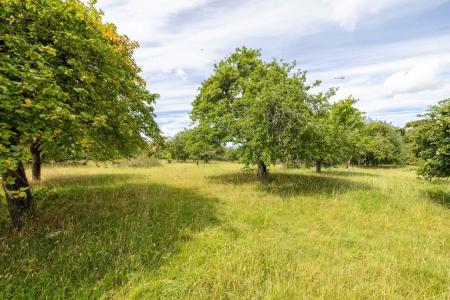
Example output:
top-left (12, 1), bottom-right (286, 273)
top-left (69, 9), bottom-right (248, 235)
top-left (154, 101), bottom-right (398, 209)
top-left (30, 142), bottom-right (41, 181)
top-left (2, 162), bottom-right (34, 229)
top-left (315, 161), bottom-right (322, 173)
top-left (257, 160), bottom-right (268, 178)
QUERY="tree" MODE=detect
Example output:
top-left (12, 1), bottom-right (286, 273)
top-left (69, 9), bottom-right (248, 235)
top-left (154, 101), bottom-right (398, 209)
top-left (300, 96), bottom-right (366, 172)
top-left (330, 97), bottom-right (366, 168)
top-left (166, 131), bottom-right (190, 161)
top-left (191, 47), bottom-right (319, 178)
top-left (407, 99), bottom-right (450, 179)
top-left (184, 126), bottom-right (224, 163)
top-left (1, 0), bottom-right (160, 227)
top-left (166, 127), bottom-right (224, 163)
top-left (362, 121), bottom-right (403, 167)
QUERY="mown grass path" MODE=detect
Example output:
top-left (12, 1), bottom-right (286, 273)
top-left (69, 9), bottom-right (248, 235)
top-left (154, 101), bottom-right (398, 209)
top-left (1, 162), bottom-right (449, 299)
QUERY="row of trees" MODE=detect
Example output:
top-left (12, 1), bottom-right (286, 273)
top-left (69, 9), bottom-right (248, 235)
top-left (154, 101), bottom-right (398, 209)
top-left (157, 48), bottom-right (447, 181)
top-left (158, 114), bottom-right (405, 171)
top-left (158, 48), bottom-right (405, 175)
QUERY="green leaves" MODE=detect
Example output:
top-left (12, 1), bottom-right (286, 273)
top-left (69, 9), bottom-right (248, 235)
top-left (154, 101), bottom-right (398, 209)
top-left (362, 121), bottom-right (404, 166)
top-left (1, 0), bottom-right (160, 173)
top-left (407, 99), bottom-right (450, 179)
top-left (191, 47), bottom-right (319, 169)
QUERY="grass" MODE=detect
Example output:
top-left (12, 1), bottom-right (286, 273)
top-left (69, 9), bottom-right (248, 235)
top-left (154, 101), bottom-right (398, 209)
top-left (0, 162), bottom-right (449, 299)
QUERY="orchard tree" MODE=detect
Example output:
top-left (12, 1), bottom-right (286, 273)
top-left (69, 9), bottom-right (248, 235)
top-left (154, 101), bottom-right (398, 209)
top-left (167, 131), bottom-right (190, 161)
top-left (0, 0), bottom-right (160, 227)
top-left (362, 121), bottom-right (403, 167)
top-left (330, 97), bottom-right (366, 168)
top-left (166, 127), bottom-right (223, 163)
top-left (407, 99), bottom-right (449, 179)
top-left (184, 126), bottom-right (224, 163)
top-left (301, 95), bottom-right (366, 172)
top-left (191, 47), bottom-right (319, 178)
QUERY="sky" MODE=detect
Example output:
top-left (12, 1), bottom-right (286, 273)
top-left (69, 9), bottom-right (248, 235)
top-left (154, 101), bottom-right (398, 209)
top-left (95, 0), bottom-right (450, 137)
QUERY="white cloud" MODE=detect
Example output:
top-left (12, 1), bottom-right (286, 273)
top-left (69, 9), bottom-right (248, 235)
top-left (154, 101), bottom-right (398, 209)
top-left (94, 0), bottom-right (450, 134)
top-left (384, 60), bottom-right (444, 94)
top-left (174, 68), bottom-right (186, 76)
top-left (327, 0), bottom-right (446, 31)
top-left (97, 0), bottom-right (446, 73)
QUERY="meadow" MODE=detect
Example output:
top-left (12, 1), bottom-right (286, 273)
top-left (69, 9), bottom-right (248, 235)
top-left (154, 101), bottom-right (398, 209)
top-left (0, 161), bottom-right (449, 299)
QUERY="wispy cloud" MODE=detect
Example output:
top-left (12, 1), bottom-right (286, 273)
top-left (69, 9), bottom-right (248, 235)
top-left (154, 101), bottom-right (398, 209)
top-left (96, 0), bottom-right (450, 135)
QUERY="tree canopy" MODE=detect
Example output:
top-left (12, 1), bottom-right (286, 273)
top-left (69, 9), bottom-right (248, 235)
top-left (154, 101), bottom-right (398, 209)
top-left (361, 120), bottom-right (403, 167)
top-left (407, 99), bottom-right (450, 179)
top-left (305, 96), bottom-right (366, 172)
top-left (191, 47), bottom-right (324, 177)
top-left (0, 0), bottom-right (160, 227)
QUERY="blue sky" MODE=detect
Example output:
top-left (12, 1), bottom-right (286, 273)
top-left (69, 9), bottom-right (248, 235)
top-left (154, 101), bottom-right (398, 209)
top-left (96, 0), bottom-right (450, 136)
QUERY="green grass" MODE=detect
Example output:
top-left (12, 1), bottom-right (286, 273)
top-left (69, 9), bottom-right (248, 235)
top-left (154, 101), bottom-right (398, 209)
top-left (1, 162), bottom-right (449, 299)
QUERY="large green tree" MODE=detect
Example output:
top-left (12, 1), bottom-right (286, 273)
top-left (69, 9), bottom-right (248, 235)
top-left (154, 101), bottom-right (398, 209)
top-left (0, 0), bottom-right (160, 227)
top-left (191, 47), bottom-right (321, 177)
top-left (362, 121), bottom-right (403, 167)
top-left (166, 127), bottom-right (223, 163)
top-left (330, 97), bottom-right (366, 168)
top-left (407, 99), bottom-right (449, 179)
top-left (303, 95), bottom-right (365, 172)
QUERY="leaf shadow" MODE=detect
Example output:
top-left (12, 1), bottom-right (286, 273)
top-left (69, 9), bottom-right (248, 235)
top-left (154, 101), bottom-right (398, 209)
top-left (1, 173), bottom-right (219, 298)
top-left (423, 189), bottom-right (450, 208)
top-left (321, 169), bottom-right (379, 177)
top-left (209, 171), bottom-right (373, 198)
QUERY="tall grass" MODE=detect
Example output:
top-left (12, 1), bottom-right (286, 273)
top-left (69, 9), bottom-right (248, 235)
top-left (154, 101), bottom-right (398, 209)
top-left (0, 162), bottom-right (449, 299)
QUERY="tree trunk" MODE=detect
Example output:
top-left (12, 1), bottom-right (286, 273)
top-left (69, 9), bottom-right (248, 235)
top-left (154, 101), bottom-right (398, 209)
top-left (346, 156), bottom-right (352, 169)
top-left (2, 162), bottom-right (34, 229)
top-left (30, 142), bottom-right (41, 181)
top-left (257, 160), bottom-right (268, 178)
top-left (315, 161), bottom-right (322, 173)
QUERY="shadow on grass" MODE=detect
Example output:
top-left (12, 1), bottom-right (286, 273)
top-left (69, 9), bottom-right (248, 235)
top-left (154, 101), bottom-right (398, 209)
top-left (1, 173), bottom-right (219, 299)
top-left (209, 172), bottom-right (373, 198)
top-left (424, 189), bottom-right (450, 208)
top-left (321, 169), bottom-right (378, 177)
top-left (360, 165), bottom-right (404, 169)
top-left (40, 173), bottom-right (138, 187)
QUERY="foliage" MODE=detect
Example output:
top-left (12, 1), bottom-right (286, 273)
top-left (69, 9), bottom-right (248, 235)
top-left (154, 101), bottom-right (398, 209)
top-left (305, 96), bottom-right (366, 168)
top-left (191, 47), bottom-right (324, 173)
top-left (407, 99), bottom-right (450, 179)
top-left (361, 120), bottom-right (404, 166)
top-left (165, 127), bottom-right (225, 162)
top-left (166, 131), bottom-right (190, 161)
top-left (221, 146), bottom-right (240, 161)
top-left (0, 0), bottom-right (160, 177)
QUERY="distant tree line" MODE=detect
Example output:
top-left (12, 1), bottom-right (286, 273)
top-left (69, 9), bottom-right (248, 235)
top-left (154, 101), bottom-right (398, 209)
top-left (149, 48), bottom-right (405, 174)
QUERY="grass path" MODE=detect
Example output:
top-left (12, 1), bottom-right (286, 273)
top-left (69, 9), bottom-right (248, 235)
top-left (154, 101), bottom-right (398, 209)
top-left (1, 162), bottom-right (449, 299)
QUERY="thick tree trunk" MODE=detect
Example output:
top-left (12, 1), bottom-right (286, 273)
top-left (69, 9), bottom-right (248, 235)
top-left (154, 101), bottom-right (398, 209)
top-left (30, 142), bottom-right (41, 181)
top-left (315, 161), bottom-right (322, 173)
top-left (2, 162), bottom-right (34, 229)
top-left (257, 160), bottom-right (268, 178)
